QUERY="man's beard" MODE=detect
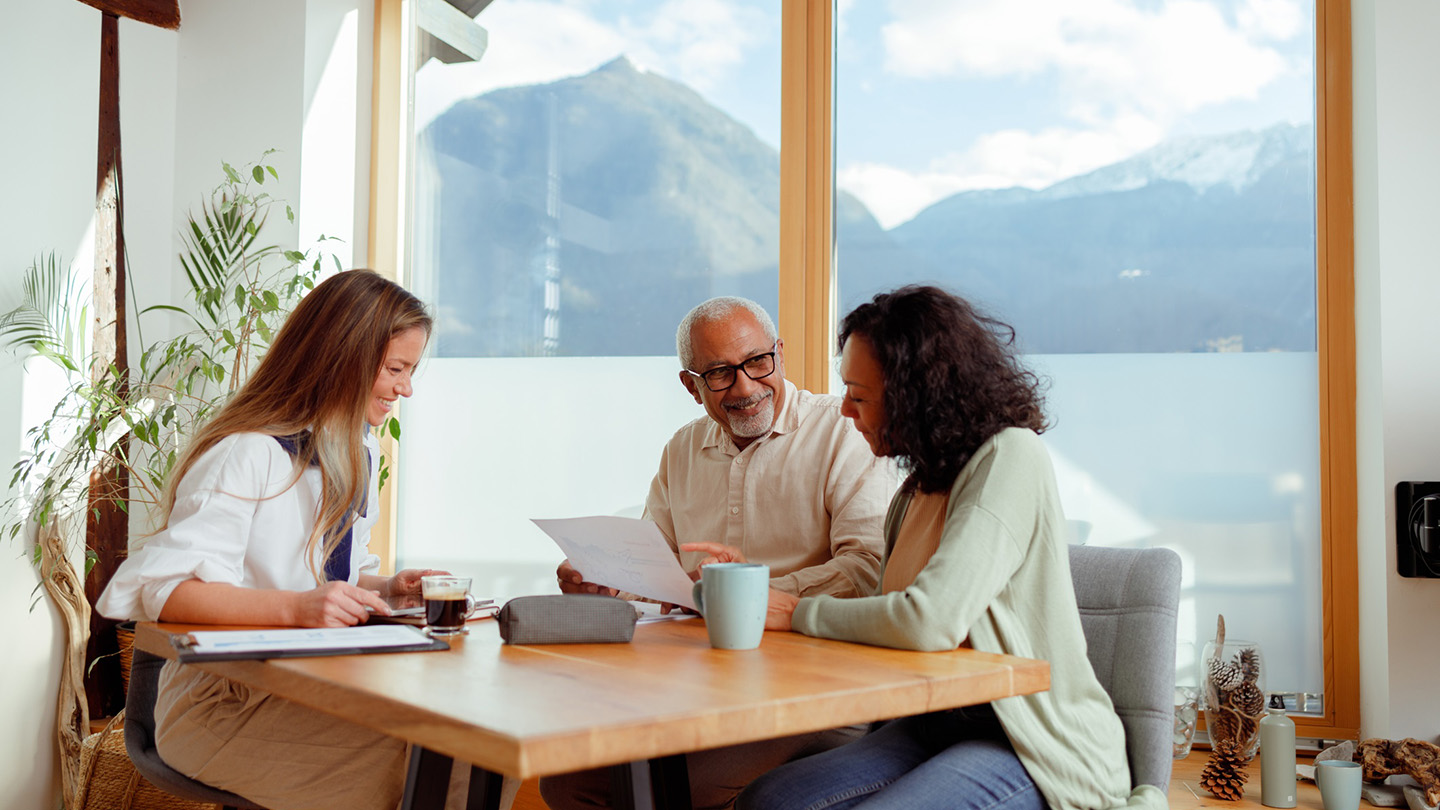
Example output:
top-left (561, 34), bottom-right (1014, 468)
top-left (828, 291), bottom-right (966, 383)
top-left (725, 390), bottom-right (775, 438)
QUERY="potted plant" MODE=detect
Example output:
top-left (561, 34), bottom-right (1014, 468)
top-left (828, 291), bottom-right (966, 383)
top-left (0, 153), bottom-right (359, 804)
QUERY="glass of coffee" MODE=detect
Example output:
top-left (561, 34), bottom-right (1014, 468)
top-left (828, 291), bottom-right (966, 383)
top-left (420, 575), bottom-right (476, 636)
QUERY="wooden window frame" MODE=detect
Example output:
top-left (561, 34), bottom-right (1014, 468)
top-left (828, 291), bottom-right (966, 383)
top-left (370, 0), bottom-right (1359, 737)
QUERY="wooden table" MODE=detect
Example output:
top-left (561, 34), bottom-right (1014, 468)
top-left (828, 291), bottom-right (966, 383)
top-left (136, 617), bottom-right (1049, 810)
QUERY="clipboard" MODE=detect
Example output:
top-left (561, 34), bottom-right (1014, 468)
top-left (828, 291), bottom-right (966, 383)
top-left (170, 624), bottom-right (449, 662)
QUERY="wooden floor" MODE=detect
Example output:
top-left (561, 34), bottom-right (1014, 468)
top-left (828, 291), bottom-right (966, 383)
top-left (512, 753), bottom-right (1322, 810)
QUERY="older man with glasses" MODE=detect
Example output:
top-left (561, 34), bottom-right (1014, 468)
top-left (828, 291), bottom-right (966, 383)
top-left (544, 296), bottom-right (896, 810)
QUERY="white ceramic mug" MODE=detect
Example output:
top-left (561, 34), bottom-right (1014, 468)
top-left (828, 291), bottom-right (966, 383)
top-left (1315, 760), bottom-right (1363, 810)
top-left (691, 563), bottom-right (769, 650)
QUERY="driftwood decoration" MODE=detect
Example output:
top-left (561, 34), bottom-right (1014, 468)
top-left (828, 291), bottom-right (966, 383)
top-left (37, 516), bottom-right (92, 806)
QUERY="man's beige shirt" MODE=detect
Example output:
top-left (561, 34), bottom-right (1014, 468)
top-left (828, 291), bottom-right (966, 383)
top-left (644, 380), bottom-right (897, 597)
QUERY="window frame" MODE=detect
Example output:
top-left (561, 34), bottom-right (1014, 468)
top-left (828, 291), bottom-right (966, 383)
top-left (373, 0), bottom-right (1360, 738)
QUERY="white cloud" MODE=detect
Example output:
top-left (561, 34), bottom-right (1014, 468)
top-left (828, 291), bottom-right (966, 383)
top-left (839, 114), bottom-right (1163, 228)
top-left (880, 0), bottom-right (1296, 120)
top-left (621, 0), bottom-right (772, 93)
top-left (1238, 0), bottom-right (1305, 40)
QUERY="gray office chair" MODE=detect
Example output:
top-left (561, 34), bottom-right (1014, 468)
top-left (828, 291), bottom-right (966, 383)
top-left (1069, 544), bottom-right (1182, 792)
top-left (125, 649), bottom-right (268, 810)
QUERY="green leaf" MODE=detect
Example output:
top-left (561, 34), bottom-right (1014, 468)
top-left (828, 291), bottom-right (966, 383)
top-left (333, 255), bottom-right (343, 273)
top-left (263, 290), bottom-right (279, 309)
top-left (222, 162), bottom-right (241, 184)
top-left (387, 417), bottom-right (402, 440)
top-left (283, 250), bottom-right (306, 264)
top-left (252, 165), bottom-right (265, 183)
top-left (267, 165), bottom-right (279, 181)
top-left (286, 204), bottom-right (295, 223)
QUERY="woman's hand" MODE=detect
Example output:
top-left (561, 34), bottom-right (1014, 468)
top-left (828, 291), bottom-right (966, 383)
top-left (292, 581), bottom-right (391, 627)
top-left (680, 542), bottom-right (747, 569)
top-left (765, 589), bottom-right (799, 631)
top-left (385, 568), bottom-right (447, 597)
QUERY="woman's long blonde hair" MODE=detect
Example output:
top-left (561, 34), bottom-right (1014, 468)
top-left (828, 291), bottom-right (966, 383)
top-left (160, 269), bottom-right (432, 582)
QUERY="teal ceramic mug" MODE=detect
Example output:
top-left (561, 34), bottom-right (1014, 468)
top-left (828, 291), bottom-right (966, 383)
top-left (691, 563), bottom-right (769, 650)
top-left (1315, 760), bottom-right (1363, 810)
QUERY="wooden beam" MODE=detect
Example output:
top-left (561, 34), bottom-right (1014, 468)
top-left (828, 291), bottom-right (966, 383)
top-left (75, 0), bottom-right (180, 29)
top-left (86, 12), bottom-right (130, 720)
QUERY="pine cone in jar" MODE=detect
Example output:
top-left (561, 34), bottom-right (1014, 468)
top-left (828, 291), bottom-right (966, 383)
top-left (1208, 657), bottom-right (1244, 692)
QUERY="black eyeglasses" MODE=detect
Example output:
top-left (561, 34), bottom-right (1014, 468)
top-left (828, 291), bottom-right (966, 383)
top-left (684, 342), bottom-right (779, 392)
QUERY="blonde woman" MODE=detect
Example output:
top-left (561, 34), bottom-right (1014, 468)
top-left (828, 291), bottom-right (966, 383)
top-left (99, 269), bottom-right (457, 809)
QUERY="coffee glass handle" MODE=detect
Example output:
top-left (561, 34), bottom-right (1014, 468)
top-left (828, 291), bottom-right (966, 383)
top-left (691, 581), bottom-right (706, 616)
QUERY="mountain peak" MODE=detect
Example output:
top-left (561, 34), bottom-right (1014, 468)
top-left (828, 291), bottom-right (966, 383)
top-left (596, 54), bottom-right (640, 75)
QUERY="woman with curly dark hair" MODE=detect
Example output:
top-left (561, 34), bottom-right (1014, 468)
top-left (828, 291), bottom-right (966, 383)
top-left (741, 286), bottom-right (1164, 810)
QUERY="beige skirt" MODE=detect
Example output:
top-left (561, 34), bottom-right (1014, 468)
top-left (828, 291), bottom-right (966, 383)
top-left (155, 660), bottom-right (516, 810)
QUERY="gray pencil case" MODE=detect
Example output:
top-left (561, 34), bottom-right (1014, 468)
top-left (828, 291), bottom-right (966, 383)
top-left (496, 594), bottom-right (638, 644)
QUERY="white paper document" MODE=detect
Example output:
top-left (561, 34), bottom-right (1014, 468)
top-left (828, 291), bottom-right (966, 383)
top-left (532, 516), bottom-right (698, 609)
top-left (179, 624), bottom-right (437, 656)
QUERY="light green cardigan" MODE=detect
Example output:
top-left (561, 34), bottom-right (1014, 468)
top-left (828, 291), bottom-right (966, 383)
top-left (792, 428), bottom-right (1168, 810)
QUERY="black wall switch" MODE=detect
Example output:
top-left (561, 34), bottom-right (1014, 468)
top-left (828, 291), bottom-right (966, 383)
top-left (1395, 481), bottom-right (1440, 578)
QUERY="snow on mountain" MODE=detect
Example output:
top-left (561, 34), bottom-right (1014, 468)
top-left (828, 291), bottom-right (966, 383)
top-left (1037, 122), bottom-right (1313, 201)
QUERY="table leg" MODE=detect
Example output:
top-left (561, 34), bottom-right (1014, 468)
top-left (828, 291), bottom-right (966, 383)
top-left (609, 754), bottom-right (692, 810)
top-left (466, 765), bottom-right (505, 810)
top-left (401, 747), bottom-right (507, 810)
top-left (402, 747), bottom-right (452, 810)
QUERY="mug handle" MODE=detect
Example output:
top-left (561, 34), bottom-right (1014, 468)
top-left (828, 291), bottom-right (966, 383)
top-left (691, 581), bottom-right (705, 616)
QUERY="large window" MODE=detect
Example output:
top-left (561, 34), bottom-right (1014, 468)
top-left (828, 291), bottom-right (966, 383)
top-left (833, 0), bottom-right (1323, 712)
top-left (381, 0), bottom-right (1355, 737)
top-left (395, 0), bottom-right (783, 597)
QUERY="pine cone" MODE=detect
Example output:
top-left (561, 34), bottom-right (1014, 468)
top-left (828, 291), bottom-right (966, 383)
top-left (1201, 740), bottom-right (1252, 801)
top-left (1208, 657), bottom-right (1244, 692)
top-left (1232, 681), bottom-right (1265, 716)
top-left (1238, 647), bottom-right (1261, 682)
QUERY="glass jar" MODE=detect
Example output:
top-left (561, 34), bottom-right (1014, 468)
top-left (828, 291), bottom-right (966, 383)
top-left (1201, 638), bottom-right (1265, 760)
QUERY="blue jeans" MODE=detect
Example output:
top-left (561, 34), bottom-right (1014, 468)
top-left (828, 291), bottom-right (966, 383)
top-left (737, 706), bottom-right (1044, 810)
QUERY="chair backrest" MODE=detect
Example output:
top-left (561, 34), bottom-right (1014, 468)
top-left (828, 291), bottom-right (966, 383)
top-left (1068, 545), bottom-right (1182, 792)
top-left (125, 649), bottom-right (268, 809)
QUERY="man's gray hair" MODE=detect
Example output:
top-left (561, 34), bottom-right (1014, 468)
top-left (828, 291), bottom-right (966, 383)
top-left (675, 297), bottom-right (778, 370)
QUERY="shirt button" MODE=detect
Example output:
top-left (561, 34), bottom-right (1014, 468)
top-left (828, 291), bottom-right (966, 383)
top-left (730, 506), bottom-right (739, 514)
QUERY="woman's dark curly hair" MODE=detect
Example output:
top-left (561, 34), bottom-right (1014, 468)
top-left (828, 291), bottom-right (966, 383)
top-left (839, 285), bottom-right (1050, 494)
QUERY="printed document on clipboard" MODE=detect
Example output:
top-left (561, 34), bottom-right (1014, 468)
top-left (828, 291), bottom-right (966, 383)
top-left (532, 516), bottom-right (698, 610)
top-left (171, 624), bottom-right (448, 662)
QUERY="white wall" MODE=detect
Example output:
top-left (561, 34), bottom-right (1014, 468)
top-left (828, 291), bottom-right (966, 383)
top-left (0, 2), bottom-right (373, 806)
top-left (1, 5), bottom-right (105, 808)
top-left (1352, 0), bottom-right (1440, 742)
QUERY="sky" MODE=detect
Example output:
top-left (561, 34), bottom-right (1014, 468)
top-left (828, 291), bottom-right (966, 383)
top-left (415, 0), bottom-right (1314, 229)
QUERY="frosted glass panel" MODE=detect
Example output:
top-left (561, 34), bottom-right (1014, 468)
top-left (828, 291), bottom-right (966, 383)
top-left (397, 358), bottom-right (704, 600)
top-left (1036, 352), bottom-right (1322, 696)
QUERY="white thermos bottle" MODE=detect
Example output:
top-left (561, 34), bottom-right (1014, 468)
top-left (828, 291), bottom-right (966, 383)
top-left (1260, 704), bottom-right (1297, 808)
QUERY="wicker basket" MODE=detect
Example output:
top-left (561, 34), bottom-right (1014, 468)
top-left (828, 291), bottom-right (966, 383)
top-left (73, 712), bottom-right (218, 810)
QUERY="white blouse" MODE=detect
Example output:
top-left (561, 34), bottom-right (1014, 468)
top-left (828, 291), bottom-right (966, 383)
top-left (97, 431), bottom-right (382, 622)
